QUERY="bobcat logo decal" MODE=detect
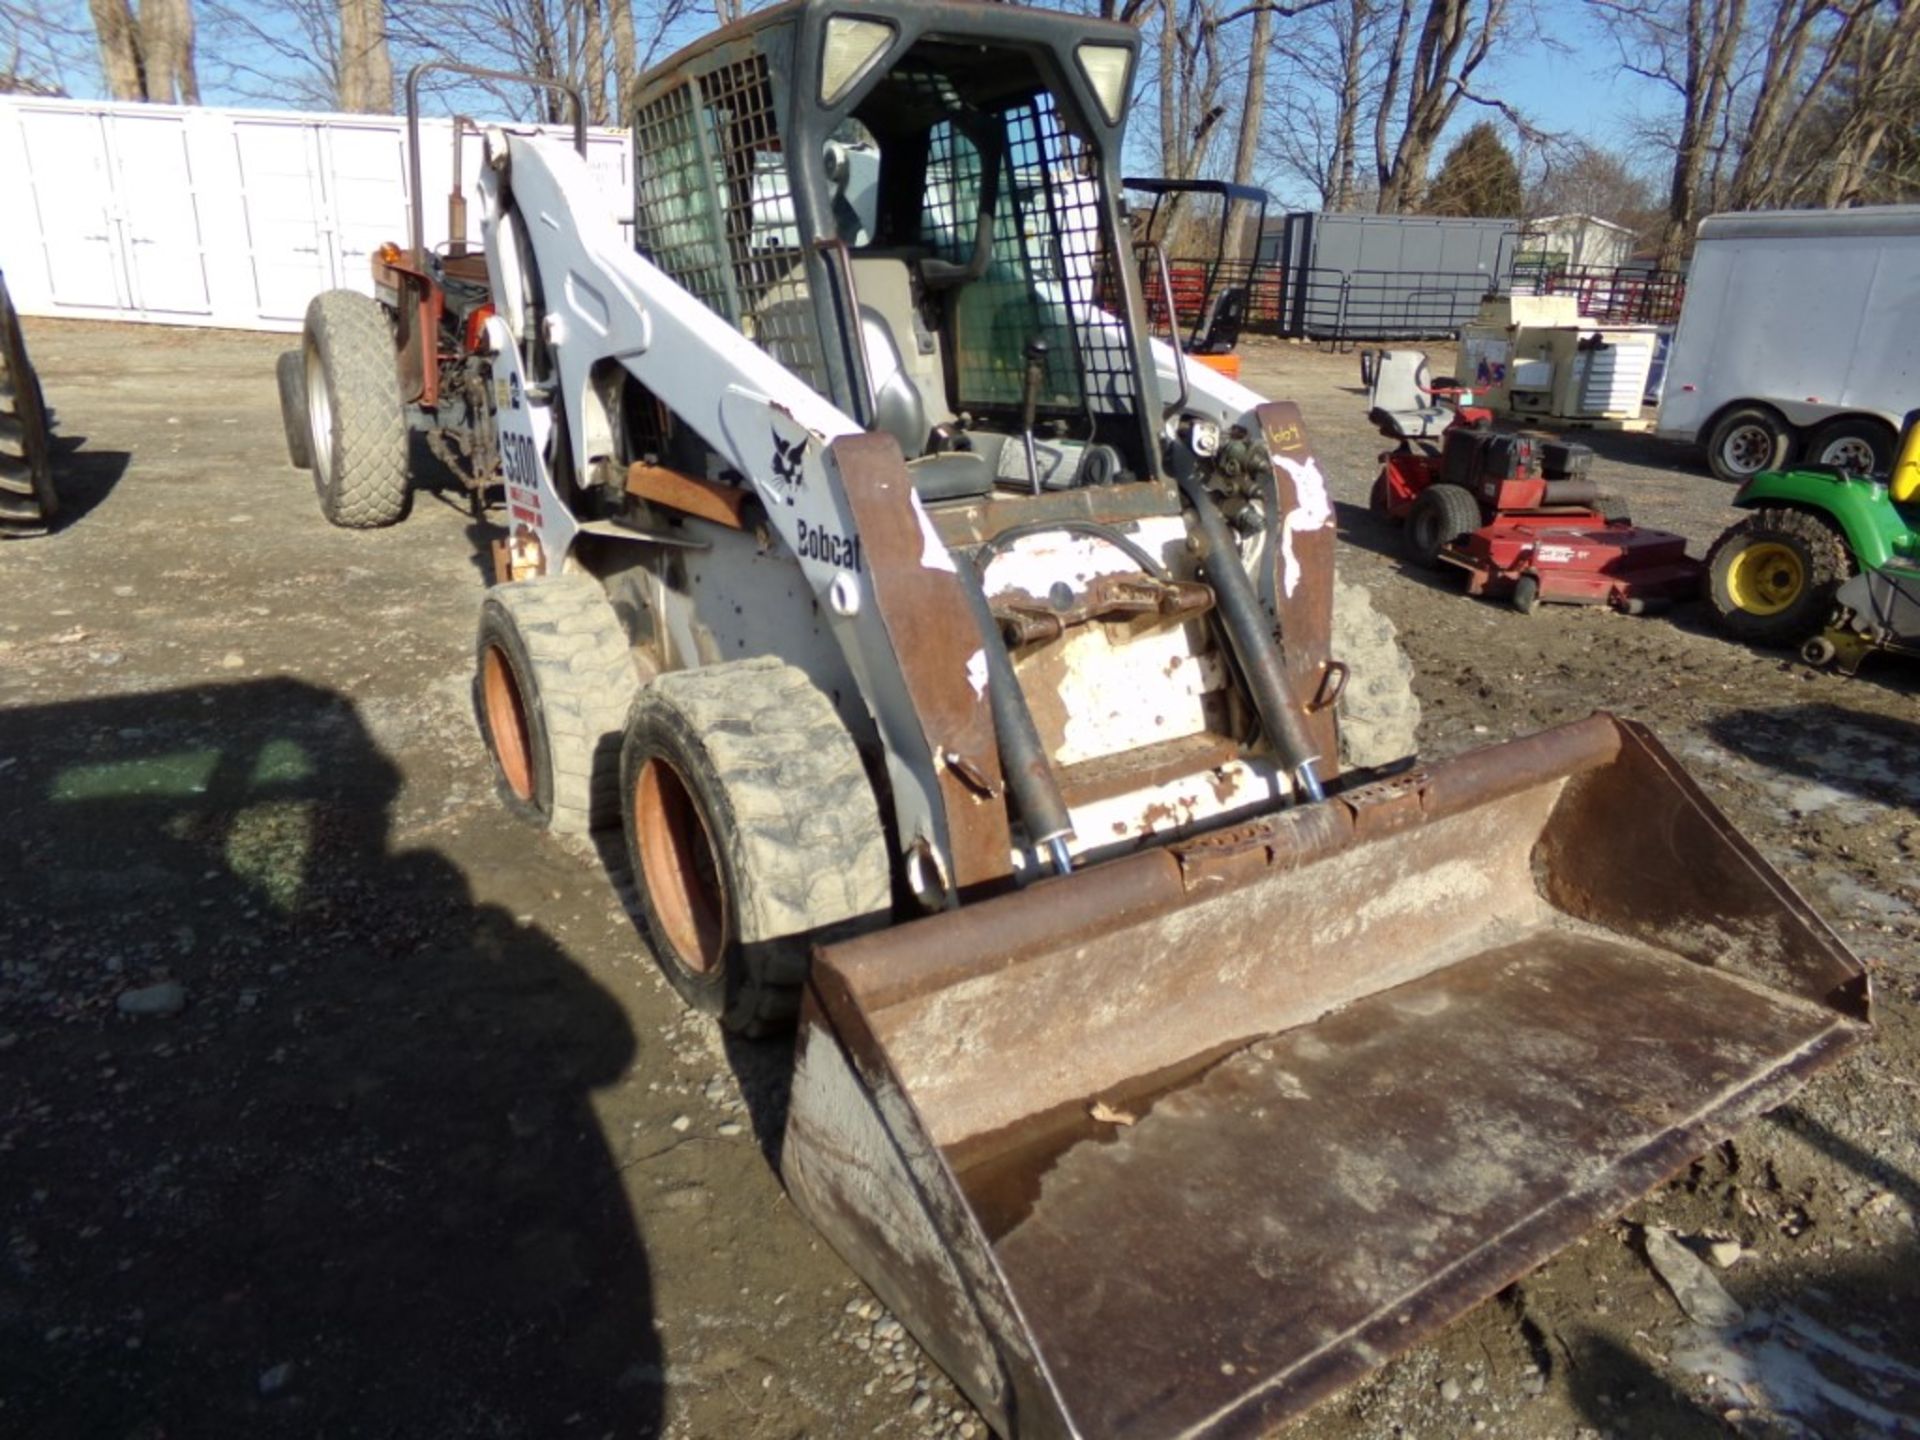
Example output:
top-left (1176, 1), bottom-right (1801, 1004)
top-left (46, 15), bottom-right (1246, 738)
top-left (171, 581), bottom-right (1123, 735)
top-left (768, 428), bottom-right (806, 504)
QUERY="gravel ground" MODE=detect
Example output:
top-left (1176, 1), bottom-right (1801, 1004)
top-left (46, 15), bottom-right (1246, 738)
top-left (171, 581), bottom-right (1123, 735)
top-left (0, 321), bottom-right (1914, 1440)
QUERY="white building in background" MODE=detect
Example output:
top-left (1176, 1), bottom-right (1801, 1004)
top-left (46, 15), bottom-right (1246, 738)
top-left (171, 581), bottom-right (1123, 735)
top-left (1520, 213), bottom-right (1637, 271)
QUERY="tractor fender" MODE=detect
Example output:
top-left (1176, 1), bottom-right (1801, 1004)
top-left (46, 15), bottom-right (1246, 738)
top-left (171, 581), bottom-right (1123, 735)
top-left (1730, 469), bottom-right (1908, 571)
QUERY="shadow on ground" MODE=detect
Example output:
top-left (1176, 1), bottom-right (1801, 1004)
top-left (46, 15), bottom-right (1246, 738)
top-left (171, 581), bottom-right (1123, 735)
top-left (0, 679), bottom-right (664, 1437)
top-left (1706, 702), bottom-right (1920, 807)
top-left (26, 433), bottom-right (132, 534)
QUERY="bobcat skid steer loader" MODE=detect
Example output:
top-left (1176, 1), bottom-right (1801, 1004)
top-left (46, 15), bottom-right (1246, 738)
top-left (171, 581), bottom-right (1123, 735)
top-left (305, 5), bottom-right (1869, 1433)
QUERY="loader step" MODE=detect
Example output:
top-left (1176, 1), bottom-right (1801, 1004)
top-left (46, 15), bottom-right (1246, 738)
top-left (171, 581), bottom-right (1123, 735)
top-left (978, 928), bottom-right (1853, 1437)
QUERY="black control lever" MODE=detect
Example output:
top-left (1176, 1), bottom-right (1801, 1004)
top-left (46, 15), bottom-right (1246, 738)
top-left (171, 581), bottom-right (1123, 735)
top-left (1019, 336), bottom-right (1049, 495)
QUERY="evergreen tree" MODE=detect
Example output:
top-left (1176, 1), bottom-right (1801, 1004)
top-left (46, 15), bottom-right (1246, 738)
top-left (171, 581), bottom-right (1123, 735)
top-left (1423, 122), bottom-right (1522, 216)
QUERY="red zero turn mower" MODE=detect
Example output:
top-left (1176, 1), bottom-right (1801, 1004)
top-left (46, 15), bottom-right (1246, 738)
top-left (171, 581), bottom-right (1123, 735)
top-left (1361, 350), bottom-right (1703, 614)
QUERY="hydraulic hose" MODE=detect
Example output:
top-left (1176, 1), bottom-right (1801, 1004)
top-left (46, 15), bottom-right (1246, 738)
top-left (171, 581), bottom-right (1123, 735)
top-left (1174, 463), bottom-right (1326, 803)
top-left (953, 556), bottom-right (1077, 872)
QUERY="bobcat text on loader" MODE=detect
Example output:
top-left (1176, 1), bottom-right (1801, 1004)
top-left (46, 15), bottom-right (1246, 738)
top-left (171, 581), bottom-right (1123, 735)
top-left (284, 6), bottom-right (1867, 1434)
top-left (1363, 349), bottom-right (1703, 613)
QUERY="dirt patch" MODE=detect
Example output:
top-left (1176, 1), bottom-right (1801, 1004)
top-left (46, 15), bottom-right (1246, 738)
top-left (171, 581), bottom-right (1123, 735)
top-left (0, 322), bottom-right (1914, 1439)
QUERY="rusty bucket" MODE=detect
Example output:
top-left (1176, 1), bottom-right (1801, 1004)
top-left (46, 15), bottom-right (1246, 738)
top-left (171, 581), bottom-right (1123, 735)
top-left (782, 714), bottom-right (1868, 1439)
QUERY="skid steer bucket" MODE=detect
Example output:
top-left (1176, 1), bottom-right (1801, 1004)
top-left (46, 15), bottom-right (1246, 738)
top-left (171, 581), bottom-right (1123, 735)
top-left (784, 714), bottom-right (1868, 1439)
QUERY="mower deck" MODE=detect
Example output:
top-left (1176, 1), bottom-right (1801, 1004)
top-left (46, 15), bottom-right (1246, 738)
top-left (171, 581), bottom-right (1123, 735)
top-left (1445, 513), bottom-right (1703, 611)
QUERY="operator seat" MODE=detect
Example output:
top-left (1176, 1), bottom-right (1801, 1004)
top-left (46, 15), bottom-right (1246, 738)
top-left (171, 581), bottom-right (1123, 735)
top-left (1366, 349), bottom-right (1449, 441)
top-left (853, 255), bottom-right (992, 504)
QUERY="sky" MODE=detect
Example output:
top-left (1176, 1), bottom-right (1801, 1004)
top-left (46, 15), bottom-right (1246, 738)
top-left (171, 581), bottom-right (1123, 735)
top-left (23, 0), bottom-right (1682, 212)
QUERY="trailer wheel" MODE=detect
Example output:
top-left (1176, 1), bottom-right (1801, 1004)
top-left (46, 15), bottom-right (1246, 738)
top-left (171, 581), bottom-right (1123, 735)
top-left (1705, 406), bottom-right (1790, 484)
top-left (1332, 575), bottom-right (1421, 771)
top-left (1705, 507), bottom-right (1853, 646)
top-left (276, 350), bottom-right (312, 470)
top-left (1404, 483), bottom-right (1479, 568)
top-left (475, 574), bottom-right (637, 834)
top-left (302, 289), bottom-right (409, 528)
top-left (621, 658), bottom-right (891, 1038)
top-left (1805, 416), bottom-right (1894, 478)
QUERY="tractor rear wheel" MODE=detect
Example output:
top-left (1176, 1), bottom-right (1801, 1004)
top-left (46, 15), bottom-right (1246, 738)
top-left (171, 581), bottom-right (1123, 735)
top-left (302, 289), bottom-right (409, 528)
top-left (275, 350), bottom-right (312, 470)
top-left (1332, 575), bottom-right (1421, 771)
top-left (475, 574), bottom-right (637, 834)
top-left (0, 271), bottom-right (55, 533)
top-left (621, 658), bottom-right (890, 1038)
top-left (1404, 483), bottom-right (1479, 568)
top-left (1705, 507), bottom-right (1853, 646)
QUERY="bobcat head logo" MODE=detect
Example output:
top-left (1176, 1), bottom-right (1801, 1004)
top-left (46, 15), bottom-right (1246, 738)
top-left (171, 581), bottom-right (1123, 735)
top-left (768, 428), bottom-right (806, 504)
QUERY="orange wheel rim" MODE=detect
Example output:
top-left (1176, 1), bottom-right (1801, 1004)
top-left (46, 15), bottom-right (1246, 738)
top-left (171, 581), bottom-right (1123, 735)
top-left (482, 644), bottom-right (535, 802)
top-left (635, 757), bottom-right (727, 974)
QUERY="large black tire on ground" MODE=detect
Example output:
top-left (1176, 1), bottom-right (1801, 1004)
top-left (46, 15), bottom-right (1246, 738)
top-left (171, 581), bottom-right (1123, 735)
top-left (621, 657), bottom-right (891, 1038)
top-left (475, 575), bottom-right (637, 835)
top-left (276, 349), bottom-right (312, 470)
top-left (0, 272), bottom-right (56, 533)
top-left (1704, 405), bottom-right (1791, 484)
top-left (1403, 483), bottom-right (1479, 568)
top-left (1332, 574), bottom-right (1421, 771)
top-left (302, 289), bottom-right (408, 528)
top-left (1705, 506), bottom-right (1853, 647)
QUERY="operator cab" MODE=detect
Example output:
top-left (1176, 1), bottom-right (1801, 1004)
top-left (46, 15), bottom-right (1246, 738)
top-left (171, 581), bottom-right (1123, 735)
top-left (628, 0), bottom-right (1160, 502)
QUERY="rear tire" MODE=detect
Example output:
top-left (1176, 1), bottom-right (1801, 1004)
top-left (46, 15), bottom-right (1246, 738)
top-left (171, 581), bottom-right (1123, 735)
top-left (0, 271), bottom-right (55, 531)
top-left (1705, 405), bottom-right (1790, 484)
top-left (1805, 416), bottom-right (1894, 478)
top-left (475, 574), bottom-right (637, 834)
top-left (1403, 483), bottom-right (1479, 568)
top-left (302, 289), bottom-right (409, 528)
top-left (276, 350), bottom-right (312, 470)
top-left (1705, 507), bottom-right (1853, 646)
top-left (1332, 575), bottom-right (1421, 771)
top-left (621, 658), bottom-right (890, 1037)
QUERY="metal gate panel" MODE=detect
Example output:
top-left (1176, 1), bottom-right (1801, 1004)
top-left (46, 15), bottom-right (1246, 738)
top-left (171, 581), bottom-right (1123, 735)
top-left (106, 111), bottom-right (212, 315)
top-left (0, 96), bottom-right (636, 332)
top-left (319, 121), bottom-right (411, 290)
top-left (232, 117), bottom-right (334, 324)
top-left (16, 109), bottom-right (126, 312)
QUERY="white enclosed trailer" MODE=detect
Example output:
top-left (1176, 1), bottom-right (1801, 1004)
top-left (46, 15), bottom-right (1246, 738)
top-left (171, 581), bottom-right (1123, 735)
top-left (1656, 205), bottom-right (1920, 481)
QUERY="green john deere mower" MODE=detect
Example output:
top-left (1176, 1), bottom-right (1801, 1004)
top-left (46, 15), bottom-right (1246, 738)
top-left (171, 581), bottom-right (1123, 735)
top-left (1707, 407), bottom-right (1920, 672)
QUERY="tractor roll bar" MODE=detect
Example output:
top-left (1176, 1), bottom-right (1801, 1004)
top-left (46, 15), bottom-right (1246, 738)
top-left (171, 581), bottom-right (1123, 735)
top-left (403, 61), bottom-right (588, 263)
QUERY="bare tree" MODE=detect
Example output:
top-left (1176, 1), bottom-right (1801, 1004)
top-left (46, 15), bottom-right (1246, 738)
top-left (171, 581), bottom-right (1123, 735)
top-left (1588, 0), bottom-right (1920, 263)
top-left (338, 0), bottom-right (395, 112)
top-left (83, 0), bottom-right (201, 103)
top-left (1372, 0), bottom-right (1516, 210)
top-left (88, 0), bottom-right (145, 100)
top-left (2, 5), bottom-right (86, 92)
top-left (139, 0), bottom-right (199, 102)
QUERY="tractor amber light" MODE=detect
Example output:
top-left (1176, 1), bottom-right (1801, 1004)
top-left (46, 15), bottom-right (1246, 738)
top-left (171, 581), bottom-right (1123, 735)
top-left (820, 17), bottom-right (894, 105)
top-left (376, 241), bottom-right (402, 265)
top-left (1075, 43), bottom-right (1131, 126)
top-left (464, 303), bottom-right (497, 354)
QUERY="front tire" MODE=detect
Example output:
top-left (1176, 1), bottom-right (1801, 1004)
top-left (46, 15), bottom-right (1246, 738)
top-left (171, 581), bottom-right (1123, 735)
top-left (1705, 507), bottom-right (1853, 646)
top-left (302, 289), bottom-right (409, 528)
top-left (475, 575), bottom-right (637, 834)
top-left (621, 658), bottom-right (890, 1037)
